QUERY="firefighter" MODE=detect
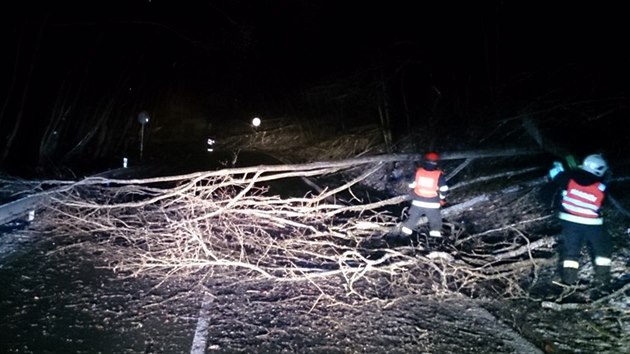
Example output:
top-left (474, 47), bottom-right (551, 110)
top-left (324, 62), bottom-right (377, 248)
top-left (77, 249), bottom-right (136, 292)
top-left (548, 153), bottom-right (612, 287)
top-left (400, 152), bottom-right (449, 238)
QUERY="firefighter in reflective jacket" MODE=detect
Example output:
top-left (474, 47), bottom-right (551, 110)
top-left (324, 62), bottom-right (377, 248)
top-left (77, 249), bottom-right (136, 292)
top-left (400, 152), bottom-right (449, 237)
top-left (548, 153), bottom-right (612, 286)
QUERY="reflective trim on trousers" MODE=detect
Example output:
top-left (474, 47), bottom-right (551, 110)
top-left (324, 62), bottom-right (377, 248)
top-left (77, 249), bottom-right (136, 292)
top-left (401, 226), bottom-right (413, 235)
top-left (563, 260), bottom-right (580, 269)
top-left (558, 212), bottom-right (603, 225)
top-left (595, 256), bottom-right (612, 266)
top-left (411, 200), bottom-right (440, 208)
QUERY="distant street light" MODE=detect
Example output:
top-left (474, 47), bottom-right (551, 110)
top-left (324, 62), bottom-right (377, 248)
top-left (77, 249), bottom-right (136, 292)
top-left (138, 111), bottom-right (150, 160)
top-left (252, 117), bottom-right (261, 128)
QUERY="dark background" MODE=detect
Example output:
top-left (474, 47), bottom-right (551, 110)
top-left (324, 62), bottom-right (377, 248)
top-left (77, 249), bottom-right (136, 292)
top-left (1, 1), bottom-right (628, 176)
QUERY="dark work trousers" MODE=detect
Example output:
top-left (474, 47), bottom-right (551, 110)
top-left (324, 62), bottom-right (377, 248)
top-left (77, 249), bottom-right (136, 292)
top-left (402, 205), bottom-right (442, 233)
top-left (560, 220), bottom-right (611, 262)
top-left (559, 220), bottom-right (612, 282)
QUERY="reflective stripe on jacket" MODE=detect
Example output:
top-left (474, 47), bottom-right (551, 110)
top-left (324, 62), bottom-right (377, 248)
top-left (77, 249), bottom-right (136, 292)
top-left (560, 179), bottom-right (605, 224)
top-left (413, 169), bottom-right (441, 198)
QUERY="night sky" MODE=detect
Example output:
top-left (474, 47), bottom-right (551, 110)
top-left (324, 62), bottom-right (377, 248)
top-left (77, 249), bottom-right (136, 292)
top-left (1, 1), bottom-right (628, 175)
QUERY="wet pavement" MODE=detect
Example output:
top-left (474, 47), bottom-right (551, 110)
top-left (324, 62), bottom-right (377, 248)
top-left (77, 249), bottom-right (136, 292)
top-left (0, 234), bottom-right (546, 354)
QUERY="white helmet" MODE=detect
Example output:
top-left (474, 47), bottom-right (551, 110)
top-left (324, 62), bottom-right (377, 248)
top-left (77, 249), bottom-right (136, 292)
top-left (581, 154), bottom-right (608, 177)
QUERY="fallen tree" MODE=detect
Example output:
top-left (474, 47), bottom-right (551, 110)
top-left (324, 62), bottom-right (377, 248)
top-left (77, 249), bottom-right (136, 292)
top-left (8, 149), bottom-right (630, 354)
top-left (22, 150), bottom-right (561, 302)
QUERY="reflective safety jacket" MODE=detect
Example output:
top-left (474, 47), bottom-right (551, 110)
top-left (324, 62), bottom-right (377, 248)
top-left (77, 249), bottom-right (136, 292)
top-left (551, 169), bottom-right (606, 225)
top-left (408, 167), bottom-right (448, 209)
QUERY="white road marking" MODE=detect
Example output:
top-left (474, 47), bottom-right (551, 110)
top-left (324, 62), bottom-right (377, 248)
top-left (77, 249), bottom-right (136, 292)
top-left (190, 293), bottom-right (214, 354)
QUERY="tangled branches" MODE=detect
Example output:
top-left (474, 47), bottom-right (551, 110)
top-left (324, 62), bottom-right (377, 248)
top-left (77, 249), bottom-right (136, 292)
top-left (29, 156), bottom-right (562, 303)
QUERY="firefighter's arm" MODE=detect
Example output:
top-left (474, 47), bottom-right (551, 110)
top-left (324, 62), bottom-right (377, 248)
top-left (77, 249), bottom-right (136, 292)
top-left (548, 161), bottom-right (564, 180)
top-left (438, 174), bottom-right (449, 206)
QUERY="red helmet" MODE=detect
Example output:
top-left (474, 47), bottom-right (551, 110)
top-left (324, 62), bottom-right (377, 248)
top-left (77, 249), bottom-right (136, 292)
top-left (424, 152), bottom-right (440, 162)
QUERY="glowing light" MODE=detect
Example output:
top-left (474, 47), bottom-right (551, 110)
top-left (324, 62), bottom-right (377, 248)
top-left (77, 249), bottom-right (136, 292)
top-left (252, 117), bottom-right (261, 127)
top-left (138, 111), bottom-right (150, 124)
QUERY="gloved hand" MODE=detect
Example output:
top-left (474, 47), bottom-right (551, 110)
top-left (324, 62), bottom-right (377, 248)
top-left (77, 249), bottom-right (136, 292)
top-left (390, 168), bottom-right (403, 181)
top-left (548, 161), bottom-right (564, 179)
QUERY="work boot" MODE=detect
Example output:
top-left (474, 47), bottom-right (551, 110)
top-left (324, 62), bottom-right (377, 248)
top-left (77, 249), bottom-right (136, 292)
top-left (561, 268), bottom-right (578, 285)
top-left (593, 265), bottom-right (612, 288)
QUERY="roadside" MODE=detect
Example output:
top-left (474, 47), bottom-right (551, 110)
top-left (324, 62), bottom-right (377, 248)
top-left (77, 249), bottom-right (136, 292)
top-left (1, 122), bottom-right (629, 353)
